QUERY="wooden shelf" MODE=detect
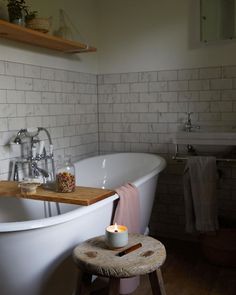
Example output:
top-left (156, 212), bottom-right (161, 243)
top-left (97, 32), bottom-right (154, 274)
top-left (0, 19), bottom-right (96, 53)
top-left (0, 181), bottom-right (114, 206)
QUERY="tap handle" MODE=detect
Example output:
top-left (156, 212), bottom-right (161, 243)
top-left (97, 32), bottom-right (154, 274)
top-left (186, 112), bottom-right (193, 121)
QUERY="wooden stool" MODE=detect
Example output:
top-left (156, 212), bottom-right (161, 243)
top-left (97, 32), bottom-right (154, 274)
top-left (73, 233), bottom-right (167, 295)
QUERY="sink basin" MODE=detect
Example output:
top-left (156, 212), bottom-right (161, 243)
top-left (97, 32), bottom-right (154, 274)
top-left (172, 132), bottom-right (236, 146)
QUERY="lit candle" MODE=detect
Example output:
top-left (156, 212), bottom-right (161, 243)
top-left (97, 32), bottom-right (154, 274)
top-left (105, 222), bottom-right (128, 249)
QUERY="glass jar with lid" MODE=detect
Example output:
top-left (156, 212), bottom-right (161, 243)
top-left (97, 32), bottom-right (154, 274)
top-left (56, 158), bottom-right (75, 193)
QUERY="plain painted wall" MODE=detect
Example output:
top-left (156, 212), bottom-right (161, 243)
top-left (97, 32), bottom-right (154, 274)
top-left (96, 0), bottom-right (236, 74)
top-left (2, 0), bottom-right (236, 74)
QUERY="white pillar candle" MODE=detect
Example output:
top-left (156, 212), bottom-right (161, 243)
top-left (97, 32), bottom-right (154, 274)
top-left (105, 223), bottom-right (128, 249)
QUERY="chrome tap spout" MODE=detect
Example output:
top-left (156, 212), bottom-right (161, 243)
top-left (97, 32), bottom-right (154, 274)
top-left (31, 162), bottom-right (50, 178)
top-left (184, 112), bottom-right (200, 132)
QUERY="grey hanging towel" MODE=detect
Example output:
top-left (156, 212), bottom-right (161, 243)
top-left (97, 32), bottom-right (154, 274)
top-left (183, 156), bottom-right (219, 233)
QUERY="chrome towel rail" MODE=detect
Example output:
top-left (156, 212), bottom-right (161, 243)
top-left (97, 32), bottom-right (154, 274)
top-left (172, 155), bottom-right (236, 163)
top-left (172, 143), bottom-right (236, 163)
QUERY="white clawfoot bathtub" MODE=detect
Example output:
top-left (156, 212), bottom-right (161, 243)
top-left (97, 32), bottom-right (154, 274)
top-left (0, 153), bottom-right (166, 295)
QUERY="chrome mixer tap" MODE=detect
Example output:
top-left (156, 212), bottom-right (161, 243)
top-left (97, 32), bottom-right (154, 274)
top-left (184, 112), bottom-right (200, 132)
top-left (12, 127), bottom-right (55, 184)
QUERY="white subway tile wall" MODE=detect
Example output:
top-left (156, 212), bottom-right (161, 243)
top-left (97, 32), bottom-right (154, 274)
top-left (0, 60), bottom-right (98, 180)
top-left (98, 66), bottom-right (236, 239)
top-left (1, 61), bottom-right (236, 239)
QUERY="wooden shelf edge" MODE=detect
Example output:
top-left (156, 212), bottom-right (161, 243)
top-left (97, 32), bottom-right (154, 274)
top-left (0, 19), bottom-right (97, 53)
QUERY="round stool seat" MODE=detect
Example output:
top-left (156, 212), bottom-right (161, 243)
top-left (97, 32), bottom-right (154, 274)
top-left (73, 233), bottom-right (166, 278)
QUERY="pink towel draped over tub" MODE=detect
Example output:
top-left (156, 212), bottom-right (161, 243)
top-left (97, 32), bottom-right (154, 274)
top-left (114, 183), bottom-right (141, 233)
top-left (114, 183), bottom-right (141, 295)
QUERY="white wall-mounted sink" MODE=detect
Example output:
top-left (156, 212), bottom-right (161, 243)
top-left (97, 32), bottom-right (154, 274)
top-left (172, 132), bottom-right (236, 146)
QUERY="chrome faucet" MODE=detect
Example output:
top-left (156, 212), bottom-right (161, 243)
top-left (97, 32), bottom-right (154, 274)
top-left (12, 127), bottom-right (55, 184)
top-left (12, 128), bottom-right (61, 215)
top-left (31, 162), bottom-right (50, 178)
top-left (184, 112), bottom-right (200, 132)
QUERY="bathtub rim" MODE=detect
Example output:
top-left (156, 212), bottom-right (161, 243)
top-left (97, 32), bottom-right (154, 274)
top-left (0, 152), bottom-right (166, 233)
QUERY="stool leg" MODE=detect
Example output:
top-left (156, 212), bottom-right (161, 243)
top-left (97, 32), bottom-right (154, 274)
top-left (156, 268), bottom-right (167, 295)
top-left (108, 278), bottom-right (120, 295)
top-left (74, 270), bottom-right (92, 295)
top-left (148, 268), bottom-right (166, 295)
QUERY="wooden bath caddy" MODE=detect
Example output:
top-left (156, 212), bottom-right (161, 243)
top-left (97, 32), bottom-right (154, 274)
top-left (0, 181), bottom-right (115, 206)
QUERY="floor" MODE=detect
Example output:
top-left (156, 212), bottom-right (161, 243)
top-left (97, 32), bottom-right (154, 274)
top-left (91, 238), bottom-right (236, 295)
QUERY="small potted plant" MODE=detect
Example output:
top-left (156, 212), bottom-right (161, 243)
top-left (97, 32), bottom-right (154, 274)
top-left (25, 10), bottom-right (37, 22)
top-left (7, 0), bottom-right (27, 25)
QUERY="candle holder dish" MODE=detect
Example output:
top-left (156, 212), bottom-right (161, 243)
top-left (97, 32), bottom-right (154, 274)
top-left (19, 181), bottom-right (41, 195)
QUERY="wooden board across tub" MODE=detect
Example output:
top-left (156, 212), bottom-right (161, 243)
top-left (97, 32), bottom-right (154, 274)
top-left (0, 181), bottom-right (115, 206)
